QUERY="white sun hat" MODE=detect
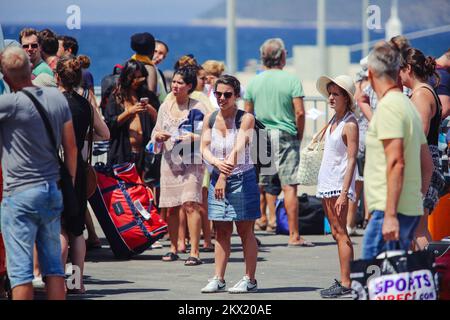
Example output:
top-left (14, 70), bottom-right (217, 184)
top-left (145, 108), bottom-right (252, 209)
top-left (316, 75), bottom-right (356, 109)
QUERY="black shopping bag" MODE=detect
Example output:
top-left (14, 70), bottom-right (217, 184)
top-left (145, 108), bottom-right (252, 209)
top-left (350, 250), bottom-right (439, 300)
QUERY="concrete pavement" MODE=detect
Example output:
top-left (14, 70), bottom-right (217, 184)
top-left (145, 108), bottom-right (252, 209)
top-left (65, 223), bottom-right (365, 300)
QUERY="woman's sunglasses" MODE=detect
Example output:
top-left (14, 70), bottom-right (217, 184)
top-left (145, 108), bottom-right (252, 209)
top-left (214, 91), bottom-right (233, 99)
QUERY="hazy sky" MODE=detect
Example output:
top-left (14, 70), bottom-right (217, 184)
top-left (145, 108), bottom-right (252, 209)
top-left (0, 0), bottom-right (223, 25)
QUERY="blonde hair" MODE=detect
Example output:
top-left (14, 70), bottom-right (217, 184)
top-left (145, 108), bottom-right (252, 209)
top-left (202, 60), bottom-right (225, 78)
top-left (1, 47), bottom-right (31, 82)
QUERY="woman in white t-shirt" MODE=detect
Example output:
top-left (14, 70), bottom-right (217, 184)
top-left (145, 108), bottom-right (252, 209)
top-left (316, 75), bottom-right (359, 299)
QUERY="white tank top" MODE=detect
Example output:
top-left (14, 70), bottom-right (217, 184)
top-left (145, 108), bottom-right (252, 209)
top-left (317, 112), bottom-right (357, 201)
top-left (210, 116), bottom-right (254, 175)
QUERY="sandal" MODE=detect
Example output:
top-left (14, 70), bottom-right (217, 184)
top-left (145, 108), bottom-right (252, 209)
top-left (162, 252), bottom-right (179, 262)
top-left (266, 223), bottom-right (277, 233)
top-left (200, 245), bottom-right (215, 253)
top-left (184, 256), bottom-right (203, 266)
top-left (254, 220), bottom-right (267, 231)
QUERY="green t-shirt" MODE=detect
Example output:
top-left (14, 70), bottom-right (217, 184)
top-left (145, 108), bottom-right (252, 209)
top-left (32, 60), bottom-right (53, 78)
top-left (364, 91), bottom-right (427, 216)
top-left (244, 69), bottom-right (304, 136)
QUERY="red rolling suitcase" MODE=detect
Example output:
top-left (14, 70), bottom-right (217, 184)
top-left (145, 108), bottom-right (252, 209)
top-left (89, 163), bottom-right (168, 259)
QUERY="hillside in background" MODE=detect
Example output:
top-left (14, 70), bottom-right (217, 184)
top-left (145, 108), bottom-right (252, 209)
top-left (193, 0), bottom-right (450, 29)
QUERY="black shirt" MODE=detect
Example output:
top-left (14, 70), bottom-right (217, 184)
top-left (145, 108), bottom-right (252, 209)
top-left (104, 91), bottom-right (159, 171)
top-left (63, 91), bottom-right (91, 152)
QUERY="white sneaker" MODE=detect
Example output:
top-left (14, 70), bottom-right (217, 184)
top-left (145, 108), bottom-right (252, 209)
top-left (32, 276), bottom-right (45, 289)
top-left (228, 276), bottom-right (257, 294)
top-left (151, 241), bottom-right (163, 249)
top-left (346, 226), bottom-right (357, 236)
top-left (201, 276), bottom-right (226, 293)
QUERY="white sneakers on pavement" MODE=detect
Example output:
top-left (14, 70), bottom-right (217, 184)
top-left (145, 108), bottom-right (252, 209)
top-left (201, 276), bottom-right (226, 293)
top-left (228, 276), bottom-right (257, 294)
top-left (201, 275), bottom-right (258, 293)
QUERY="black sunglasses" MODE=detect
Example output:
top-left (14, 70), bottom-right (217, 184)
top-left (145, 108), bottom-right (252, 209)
top-left (22, 43), bottom-right (38, 49)
top-left (214, 91), bottom-right (233, 99)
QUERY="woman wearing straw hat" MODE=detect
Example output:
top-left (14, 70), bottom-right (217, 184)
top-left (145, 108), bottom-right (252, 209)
top-left (316, 75), bottom-right (359, 299)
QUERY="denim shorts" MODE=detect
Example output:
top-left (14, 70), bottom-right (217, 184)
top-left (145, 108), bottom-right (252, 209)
top-left (0, 181), bottom-right (65, 289)
top-left (361, 210), bottom-right (420, 260)
top-left (209, 169), bottom-right (261, 222)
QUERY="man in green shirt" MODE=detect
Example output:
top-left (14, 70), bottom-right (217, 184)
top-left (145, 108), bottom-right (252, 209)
top-left (362, 41), bottom-right (434, 259)
top-left (19, 28), bottom-right (54, 85)
top-left (245, 38), bottom-right (311, 247)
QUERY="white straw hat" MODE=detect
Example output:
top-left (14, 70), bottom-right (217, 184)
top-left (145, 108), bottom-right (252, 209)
top-left (316, 75), bottom-right (356, 109)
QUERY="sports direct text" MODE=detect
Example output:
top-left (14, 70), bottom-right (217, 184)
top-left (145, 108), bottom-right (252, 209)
top-left (368, 270), bottom-right (437, 300)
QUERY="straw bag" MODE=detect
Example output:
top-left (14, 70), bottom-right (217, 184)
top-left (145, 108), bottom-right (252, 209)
top-left (298, 121), bottom-right (331, 186)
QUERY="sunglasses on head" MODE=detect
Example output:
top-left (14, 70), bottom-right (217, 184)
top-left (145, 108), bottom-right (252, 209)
top-left (214, 91), bottom-right (233, 99)
top-left (133, 76), bottom-right (146, 83)
top-left (22, 43), bottom-right (38, 49)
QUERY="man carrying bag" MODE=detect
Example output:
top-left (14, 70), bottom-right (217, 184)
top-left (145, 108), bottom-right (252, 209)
top-left (0, 47), bottom-right (77, 300)
top-left (350, 242), bottom-right (439, 300)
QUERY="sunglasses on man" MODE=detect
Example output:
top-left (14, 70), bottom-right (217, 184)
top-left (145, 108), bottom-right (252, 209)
top-left (214, 91), bottom-right (233, 99)
top-left (22, 43), bottom-right (39, 49)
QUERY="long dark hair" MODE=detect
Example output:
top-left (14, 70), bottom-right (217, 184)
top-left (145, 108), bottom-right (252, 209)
top-left (113, 59), bottom-right (160, 109)
top-left (114, 59), bottom-right (148, 103)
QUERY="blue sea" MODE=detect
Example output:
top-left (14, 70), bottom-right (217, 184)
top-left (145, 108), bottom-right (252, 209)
top-left (3, 24), bottom-right (449, 85)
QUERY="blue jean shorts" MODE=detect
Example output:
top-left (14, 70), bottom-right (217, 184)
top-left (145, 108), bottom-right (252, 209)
top-left (0, 181), bottom-right (65, 289)
top-left (208, 169), bottom-right (261, 222)
top-left (361, 210), bottom-right (420, 260)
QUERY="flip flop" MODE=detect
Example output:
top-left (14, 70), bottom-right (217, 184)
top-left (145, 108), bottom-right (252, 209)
top-left (254, 221), bottom-right (267, 231)
top-left (266, 223), bottom-right (277, 233)
top-left (200, 246), bottom-right (215, 253)
top-left (287, 241), bottom-right (315, 248)
top-left (184, 256), bottom-right (203, 266)
top-left (162, 252), bottom-right (179, 262)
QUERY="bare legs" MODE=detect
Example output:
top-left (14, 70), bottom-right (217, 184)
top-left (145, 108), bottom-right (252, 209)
top-left (323, 197), bottom-right (354, 288)
top-left (346, 180), bottom-right (363, 232)
top-left (201, 187), bottom-right (213, 249)
top-left (213, 221), bottom-right (258, 282)
top-left (213, 221), bottom-right (233, 280)
top-left (165, 206), bottom-right (181, 256)
top-left (183, 202), bottom-right (202, 259)
top-left (60, 228), bottom-right (86, 293)
top-left (178, 207), bottom-right (188, 252)
top-left (283, 184), bottom-right (310, 245)
top-left (165, 202), bottom-right (202, 259)
top-left (265, 193), bottom-right (278, 230)
top-left (85, 207), bottom-right (101, 248)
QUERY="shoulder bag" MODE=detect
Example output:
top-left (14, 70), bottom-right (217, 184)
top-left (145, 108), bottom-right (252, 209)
top-left (297, 117), bottom-right (334, 186)
top-left (22, 89), bottom-right (79, 218)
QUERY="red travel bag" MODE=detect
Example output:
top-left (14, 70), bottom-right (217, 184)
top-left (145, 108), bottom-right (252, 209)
top-left (89, 163), bottom-right (167, 259)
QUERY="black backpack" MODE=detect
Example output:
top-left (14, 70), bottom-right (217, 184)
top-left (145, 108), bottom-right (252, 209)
top-left (208, 109), bottom-right (273, 173)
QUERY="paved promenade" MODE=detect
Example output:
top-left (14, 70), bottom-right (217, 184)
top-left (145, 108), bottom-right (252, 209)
top-left (63, 222), bottom-right (365, 300)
